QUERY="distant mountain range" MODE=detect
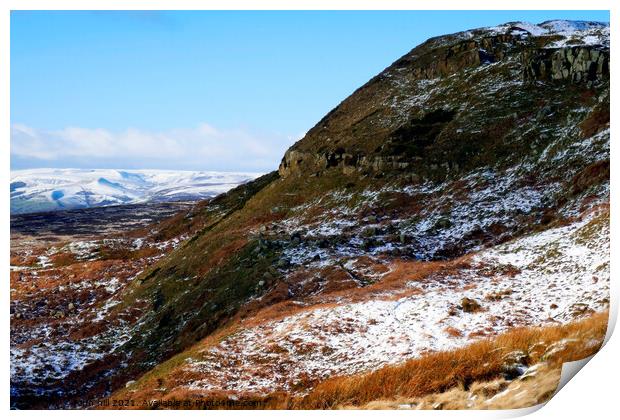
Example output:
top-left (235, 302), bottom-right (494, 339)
top-left (10, 168), bottom-right (261, 214)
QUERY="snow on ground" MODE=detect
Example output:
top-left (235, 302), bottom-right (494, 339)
top-left (10, 322), bottom-right (134, 394)
top-left (274, 117), bottom-right (608, 270)
top-left (10, 168), bottom-right (261, 214)
top-left (275, 164), bottom-right (555, 268)
top-left (485, 20), bottom-right (609, 47)
top-left (426, 20), bottom-right (609, 49)
top-left (184, 206), bottom-right (609, 395)
top-left (10, 231), bottom-right (190, 398)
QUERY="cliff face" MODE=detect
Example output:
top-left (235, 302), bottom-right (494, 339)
top-left (523, 45), bottom-right (609, 82)
top-left (279, 21), bottom-right (609, 179)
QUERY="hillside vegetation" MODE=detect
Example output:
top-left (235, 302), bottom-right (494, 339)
top-left (10, 20), bottom-right (610, 409)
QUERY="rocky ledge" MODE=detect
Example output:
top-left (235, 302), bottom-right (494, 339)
top-left (279, 20), bottom-right (609, 179)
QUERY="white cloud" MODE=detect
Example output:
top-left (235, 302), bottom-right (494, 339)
top-left (11, 123), bottom-right (296, 171)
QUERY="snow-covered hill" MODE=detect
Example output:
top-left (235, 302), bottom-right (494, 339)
top-left (487, 20), bottom-right (609, 48)
top-left (10, 168), bottom-right (261, 214)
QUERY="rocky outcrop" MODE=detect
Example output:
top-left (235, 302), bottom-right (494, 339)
top-left (523, 46), bottom-right (609, 83)
top-left (391, 34), bottom-right (610, 85)
top-left (278, 149), bottom-right (414, 178)
top-left (279, 22), bottom-right (610, 180)
top-left (394, 34), bottom-right (516, 80)
top-left (279, 107), bottom-right (458, 178)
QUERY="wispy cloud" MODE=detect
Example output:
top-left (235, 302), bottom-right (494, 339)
top-left (11, 123), bottom-right (297, 171)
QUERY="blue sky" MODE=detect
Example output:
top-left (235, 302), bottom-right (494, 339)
top-left (11, 10), bottom-right (610, 171)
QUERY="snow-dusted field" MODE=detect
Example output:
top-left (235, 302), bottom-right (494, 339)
top-left (184, 206), bottom-right (609, 395)
top-left (10, 231), bottom-right (189, 399)
top-left (10, 168), bottom-right (262, 214)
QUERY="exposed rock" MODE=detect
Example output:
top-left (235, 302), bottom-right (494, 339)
top-left (279, 23), bottom-right (609, 180)
top-left (522, 46), bottom-right (609, 83)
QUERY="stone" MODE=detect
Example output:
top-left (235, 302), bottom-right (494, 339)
top-left (502, 363), bottom-right (527, 380)
top-left (461, 297), bottom-right (482, 313)
top-left (434, 217), bottom-right (452, 230)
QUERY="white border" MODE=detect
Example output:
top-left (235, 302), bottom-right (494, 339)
top-left (2, 2), bottom-right (616, 419)
top-left (0, 1), bottom-right (615, 10)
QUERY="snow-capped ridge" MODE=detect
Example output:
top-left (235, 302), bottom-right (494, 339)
top-left (484, 19), bottom-right (609, 47)
top-left (10, 168), bottom-right (262, 214)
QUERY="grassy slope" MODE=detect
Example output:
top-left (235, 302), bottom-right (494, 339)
top-left (99, 33), bottom-right (610, 402)
top-left (115, 82), bottom-right (607, 376)
top-left (108, 311), bottom-right (608, 409)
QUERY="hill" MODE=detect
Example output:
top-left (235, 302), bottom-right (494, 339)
top-left (10, 20), bottom-right (609, 409)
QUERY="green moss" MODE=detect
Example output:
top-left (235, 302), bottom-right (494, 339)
top-left (119, 238), bottom-right (284, 369)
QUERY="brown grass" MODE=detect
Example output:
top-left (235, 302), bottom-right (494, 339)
top-left (444, 326), bottom-right (463, 338)
top-left (98, 246), bottom-right (161, 261)
top-left (570, 160), bottom-right (610, 197)
top-left (580, 103), bottom-right (609, 138)
top-left (106, 311), bottom-right (608, 410)
top-left (293, 311), bottom-right (608, 409)
top-left (227, 257), bottom-right (465, 330)
top-left (50, 252), bottom-right (78, 267)
top-left (350, 364), bottom-right (561, 410)
top-left (197, 237), bottom-right (248, 276)
top-left (10, 253), bottom-right (39, 267)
